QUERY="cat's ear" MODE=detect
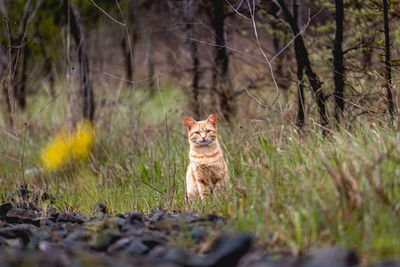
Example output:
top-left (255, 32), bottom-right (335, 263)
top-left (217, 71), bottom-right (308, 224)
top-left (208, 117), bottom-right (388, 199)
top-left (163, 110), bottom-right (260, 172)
top-left (185, 117), bottom-right (196, 130)
top-left (207, 114), bottom-right (217, 127)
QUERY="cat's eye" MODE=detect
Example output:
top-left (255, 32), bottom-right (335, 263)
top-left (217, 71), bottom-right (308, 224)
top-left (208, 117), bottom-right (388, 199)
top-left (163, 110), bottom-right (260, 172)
top-left (206, 130), bottom-right (212, 133)
top-left (194, 131), bottom-right (200, 134)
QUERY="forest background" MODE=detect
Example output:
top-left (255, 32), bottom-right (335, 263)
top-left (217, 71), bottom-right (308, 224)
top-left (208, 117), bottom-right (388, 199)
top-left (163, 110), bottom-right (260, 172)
top-left (1, 0), bottom-right (400, 263)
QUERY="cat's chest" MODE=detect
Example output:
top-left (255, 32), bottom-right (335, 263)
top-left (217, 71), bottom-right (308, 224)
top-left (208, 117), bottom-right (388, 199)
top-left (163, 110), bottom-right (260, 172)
top-left (189, 149), bottom-right (223, 164)
top-left (192, 162), bottom-right (225, 181)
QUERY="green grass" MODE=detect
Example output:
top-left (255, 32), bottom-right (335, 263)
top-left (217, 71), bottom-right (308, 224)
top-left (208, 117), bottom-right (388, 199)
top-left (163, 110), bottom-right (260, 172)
top-left (1, 83), bottom-right (400, 264)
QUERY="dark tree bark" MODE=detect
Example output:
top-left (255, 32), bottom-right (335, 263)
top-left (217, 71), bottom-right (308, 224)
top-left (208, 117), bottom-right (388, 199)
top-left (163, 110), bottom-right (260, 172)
top-left (122, 34), bottom-right (135, 82)
top-left (211, 0), bottom-right (234, 121)
top-left (271, 30), bottom-right (290, 92)
top-left (333, 0), bottom-right (345, 125)
top-left (292, 0), bottom-right (305, 127)
top-left (383, 0), bottom-right (394, 120)
top-left (68, 2), bottom-right (95, 121)
top-left (0, 36), bottom-right (12, 125)
top-left (147, 31), bottom-right (155, 90)
top-left (11, 3), bottom-right (30, 111)
top-left (277, 0), bottom-right (328, 128)
top-left (184, 0), bottom-right (201, 119)
top-left (15, 44), bottom-right (29, 109)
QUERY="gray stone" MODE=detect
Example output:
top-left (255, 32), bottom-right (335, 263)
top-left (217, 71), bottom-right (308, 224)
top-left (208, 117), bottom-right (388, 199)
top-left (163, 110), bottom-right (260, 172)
top-left (297, 247), bottom-right (358, 267)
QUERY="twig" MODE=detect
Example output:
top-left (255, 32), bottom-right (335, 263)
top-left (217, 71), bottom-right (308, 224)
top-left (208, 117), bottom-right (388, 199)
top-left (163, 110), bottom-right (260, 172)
top-left (246, 0), bottom-right (284, 127)
top-left (20, 123), bottom-right (28, 183)
top-left (270, 8), bottom-right (323, 63)
top-left (90, 0), bottom-right (125, 26)
top-left (157, 78), bottom-right (172, 199)
top-left (114, 0), bottom-right (136, 210)
top-left (244, 88), bottom-right (269, 107)
top-left (225, 0), bottom-right (250, 20)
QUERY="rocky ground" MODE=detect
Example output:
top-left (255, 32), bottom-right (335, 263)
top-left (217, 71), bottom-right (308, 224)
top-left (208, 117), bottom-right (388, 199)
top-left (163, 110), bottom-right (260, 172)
top-left (0, 189), bottom-right (398, 267)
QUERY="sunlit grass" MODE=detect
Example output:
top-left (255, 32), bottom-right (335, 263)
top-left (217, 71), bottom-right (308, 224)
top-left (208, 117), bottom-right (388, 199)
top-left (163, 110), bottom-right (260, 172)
top-left (1, 83), bottom-right (400, 264)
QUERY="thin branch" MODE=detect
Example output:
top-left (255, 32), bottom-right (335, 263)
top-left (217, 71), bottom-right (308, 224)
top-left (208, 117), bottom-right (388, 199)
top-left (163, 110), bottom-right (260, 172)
top-left (270, 8), bottom-right (323, 63)
top-left (90, 0), bottom-right (125, 26)
top-left (114, 0), bottom-right (136, 210)
top-left (157, 78), bottom-right (172, 198)
top-left (244, 87), bottom-right (269, 107)
top-left (246, 0), bottom-right (284, 126)
top-left (225, 0), bottom-right (251, 20)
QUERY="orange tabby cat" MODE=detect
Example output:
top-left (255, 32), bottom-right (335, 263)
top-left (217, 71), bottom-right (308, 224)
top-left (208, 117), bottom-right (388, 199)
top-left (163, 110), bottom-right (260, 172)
top-left (185, 114), bottom-right (228, 200)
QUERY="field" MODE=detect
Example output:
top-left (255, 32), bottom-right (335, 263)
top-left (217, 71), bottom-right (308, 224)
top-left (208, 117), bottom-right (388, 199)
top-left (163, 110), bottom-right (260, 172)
top-left (1, 82), bottom-right (400, 264)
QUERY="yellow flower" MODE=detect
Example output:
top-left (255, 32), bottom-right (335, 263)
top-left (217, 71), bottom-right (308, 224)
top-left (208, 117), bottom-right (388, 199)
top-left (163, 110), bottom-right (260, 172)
top-left (70, 120), bottom-right (95, 161)
top-left (41, 131), bottom-right (71, 171)
top-left (41, 120), bottom-right (96, 171)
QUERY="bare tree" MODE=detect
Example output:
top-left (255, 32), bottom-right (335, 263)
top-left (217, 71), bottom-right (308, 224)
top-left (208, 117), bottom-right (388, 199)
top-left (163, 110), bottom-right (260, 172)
top-left (277, 0), bottom-right (328, 128)
top-left (184, 0), bottom-right (201, 118)
top-left (333, 0), bottom-right (345, 125)
top-left (0, 0), bottom-right (37, 125)
top-left (292, 0), bottom-right (305, 127)
top-left (210, 0), bottom-right (234, 121)
top-left (383, 0), bottom-right (394, 121)
top-left (66, 0), bottom-right (95, 121)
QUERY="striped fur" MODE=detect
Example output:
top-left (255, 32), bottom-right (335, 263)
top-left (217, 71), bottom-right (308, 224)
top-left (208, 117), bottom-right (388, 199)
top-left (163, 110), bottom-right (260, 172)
top-left (185, 114), bottom-right (228, 200)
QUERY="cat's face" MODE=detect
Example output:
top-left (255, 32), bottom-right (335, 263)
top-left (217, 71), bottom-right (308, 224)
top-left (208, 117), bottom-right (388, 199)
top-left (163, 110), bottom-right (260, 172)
top-left (185, 114), bottom-right (217, 147)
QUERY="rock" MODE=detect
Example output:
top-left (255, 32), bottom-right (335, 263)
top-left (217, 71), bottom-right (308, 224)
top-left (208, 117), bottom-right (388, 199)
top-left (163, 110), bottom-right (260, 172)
top-left (200, 233), bottom-right (253, 267)
top-left (56, 213), bottom-right (84, 224)
top-left (3, 207), bottom-right (41, 226)
top-left (38, 240), bottom-right (54, 251)
top-left (179, 211), bottom-right (201, 224)
top-left (107, 237), bottom-right (133, 254)
top-left (121, 213), bottom-right (146, 234)
top-left (368, 260), bottom-right (400, 266)
top-left (0, 202), bottom-right (12, 219)
top-left (104, 217), bottom-right (125, 230)
top-left (141, 231), bottom-right (168, 249)
top-left (0, 236), bottom-right (6, 246)
top-left (64, 239), bottom-right (91, 251)
top-left (241, 256), bottom-right (296, 267)
top-left (296, 247), bottom-right (359, 267)
top-left (65, 229), bottom-right (93, 244)
top-left (206, 214), bottom-right (225, 223)
top-left (126, 212), bottom-right (145, 228)
top-left (160, 247), bottom-right (199, 266)
top-left (125, 238), bottom-right (149, 255)
top-left (91, 229), bottom-right (121, 251)
top-left (115, 213), bottom-right (125, 219)
top-left (107, 237), bottom-right (149, 256)
top-left (191, 228), bottom-right (208, 244)
top-left (4, 238), bottom-right (24, 249)
top-left (0, 224), bottom-right (33, 245)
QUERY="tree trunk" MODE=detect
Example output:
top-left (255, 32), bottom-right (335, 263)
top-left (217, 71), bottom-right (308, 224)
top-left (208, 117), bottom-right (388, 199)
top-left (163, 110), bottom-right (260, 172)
top-left (11, 3), bottom-right (30, 111)
top-left (292, 0), bottom-right (305, 128)
top-left (0, 42), bottom-right (13, 126)
top-left (333, 0), bottom-right (345, 125)
top-left (383, 0), bottom-right (394, 121)
top-left (15, 44), bottom-right (29, 109)
top-left (277, 0), bottom-right (328, 128)
top-left (69, 2), bottom-right (95, 121)
top-left (211, 0), bottom-right (234, 121)
top-left (121, 34), bottom-right (134, 82)
top-left (147, 30), bottom-right (155, 90)
top-left (184, 0), bottom-right (201, 119)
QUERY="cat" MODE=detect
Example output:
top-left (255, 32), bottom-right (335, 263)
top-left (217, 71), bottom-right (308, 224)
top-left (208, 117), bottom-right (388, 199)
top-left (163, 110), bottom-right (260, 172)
top-left (184, 114), bottom-right (228, 200)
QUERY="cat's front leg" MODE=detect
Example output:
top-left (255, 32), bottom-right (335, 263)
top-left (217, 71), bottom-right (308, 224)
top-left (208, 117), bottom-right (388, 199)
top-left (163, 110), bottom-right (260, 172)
top-left (195, 169), bottom-right (213, 199)
top-left (186, 164), bottom-right (199, 200)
